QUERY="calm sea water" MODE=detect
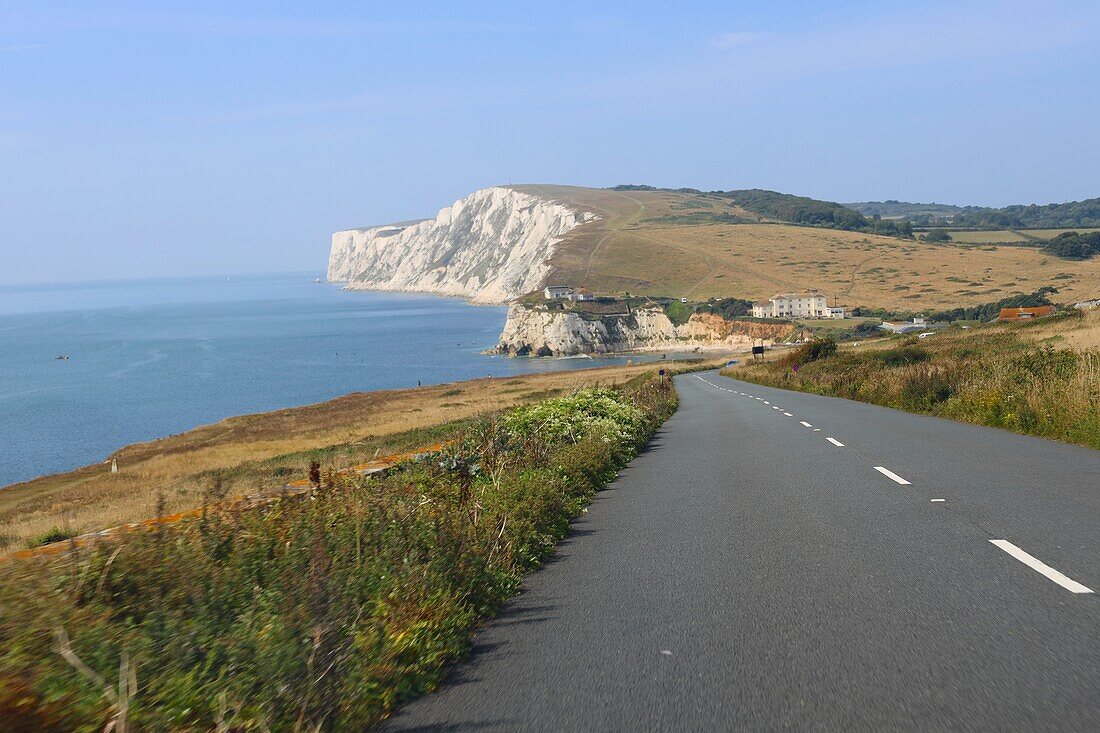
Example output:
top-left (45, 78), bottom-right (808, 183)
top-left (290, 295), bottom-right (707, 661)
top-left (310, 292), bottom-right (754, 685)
top-left (0, 273), bottom-right (656, 487)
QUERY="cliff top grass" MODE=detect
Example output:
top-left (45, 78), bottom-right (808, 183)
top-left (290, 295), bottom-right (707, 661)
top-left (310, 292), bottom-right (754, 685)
top-left (0, 359), bottom-right (721, 552)
top-left (507, 185), bottom-right (1100, 311)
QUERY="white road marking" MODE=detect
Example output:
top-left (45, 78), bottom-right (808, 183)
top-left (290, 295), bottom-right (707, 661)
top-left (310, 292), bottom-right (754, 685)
top-left (800, 421), bottom-right (813, 427)
top-left (989, 540), bottom-right (1094, 594)
top-left (813, 428), bottom-right (821, 432)
top-left (763, 400), bottom-right (770, 404)
top-left (826, 437), bottom-right (844, 447)
top-left (772, 406), bottom-right (780, 410)
top-left (660, 649), bottom-right (673, 655)
top-left (931, 498), bottom-right (946, 502)
top-left (874, 466), bottom-right (911, 485)
top-left (783, 412), bottom-right (793, 416)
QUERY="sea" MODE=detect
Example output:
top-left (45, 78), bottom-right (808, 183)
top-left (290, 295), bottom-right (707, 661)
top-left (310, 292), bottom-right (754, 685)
top-left (0, 273), bottom-right (660, 487)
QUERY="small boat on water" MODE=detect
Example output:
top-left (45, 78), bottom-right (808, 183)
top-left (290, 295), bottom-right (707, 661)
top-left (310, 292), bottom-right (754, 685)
top-left (55, 355), bottom-right (70, 360)
top-left (313, 277), bottom-right (322, 284)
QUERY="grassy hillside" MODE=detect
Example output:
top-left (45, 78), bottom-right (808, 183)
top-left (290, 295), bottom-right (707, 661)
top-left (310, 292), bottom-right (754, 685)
top-left (723, 309), bottom-right (1100, 448)
top-left (508, 185), bottom-right (1100, 310)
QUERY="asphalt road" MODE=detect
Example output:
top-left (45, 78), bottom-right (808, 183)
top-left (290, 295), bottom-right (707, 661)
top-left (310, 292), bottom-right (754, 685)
top-left (387, 370), bottom-right (1100, 731)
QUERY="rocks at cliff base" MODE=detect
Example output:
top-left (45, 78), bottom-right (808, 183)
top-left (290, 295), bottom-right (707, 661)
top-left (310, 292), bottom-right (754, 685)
top-left (497, 304), bottom-right (796, 357)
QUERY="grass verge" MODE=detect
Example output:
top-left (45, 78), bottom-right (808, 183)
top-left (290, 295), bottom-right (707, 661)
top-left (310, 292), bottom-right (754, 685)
top-left (1, 361), bottom-right (706, 551)
top-left (722, 310), bottom-right (1100, 449)
top-left (0, 372), bottom-right (677, 730)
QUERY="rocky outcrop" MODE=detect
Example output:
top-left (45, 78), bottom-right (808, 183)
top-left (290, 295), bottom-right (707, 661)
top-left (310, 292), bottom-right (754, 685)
top-left (497, 305), bottom-right (797, 356)
top-left (328, 187), bottom-right (596, 304)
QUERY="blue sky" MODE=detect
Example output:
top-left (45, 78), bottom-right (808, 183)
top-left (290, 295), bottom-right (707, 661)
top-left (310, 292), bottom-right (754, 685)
top-left (2, 0), bottom-right (1098, 284)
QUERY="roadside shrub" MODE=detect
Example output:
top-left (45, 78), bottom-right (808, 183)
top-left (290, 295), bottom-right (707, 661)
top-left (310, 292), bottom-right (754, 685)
top-left (1011, 346), bottom-right (1078, 381)
top-left (899, 367), bottom-right (957, 410)
top-left (786, 338), bottom-right (837, 366)
top-left (873, 345), bottom-right (929, 367)
top-left (26, 527), bottom-right (75, 548)
top-left (502, 387), bottom-right (646, 446)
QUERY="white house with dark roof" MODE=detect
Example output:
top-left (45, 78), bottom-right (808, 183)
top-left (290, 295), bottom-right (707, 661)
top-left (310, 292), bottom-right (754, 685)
top-left (544, 285), bottom-right (573, 300)
top-left (752, 292), bottom-right (843, 319)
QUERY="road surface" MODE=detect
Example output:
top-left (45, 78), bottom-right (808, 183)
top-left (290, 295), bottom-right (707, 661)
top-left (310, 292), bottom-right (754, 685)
top-left (388, 370), bottom-right (1100, 731)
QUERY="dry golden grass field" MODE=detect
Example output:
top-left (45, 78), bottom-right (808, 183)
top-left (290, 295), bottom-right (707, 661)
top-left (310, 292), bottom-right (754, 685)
top-left (510, 185), bottom-right (1100, 310)
top-left (0, 359), bottom-right (719, 551)
top-left (1015, 305), bottom-right (1100, 352)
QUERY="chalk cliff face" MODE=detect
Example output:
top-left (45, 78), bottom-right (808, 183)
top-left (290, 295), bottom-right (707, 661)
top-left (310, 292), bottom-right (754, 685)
top-left (328, 187), bottom-right (596, 304)
top-left (497, 305), bottom-right (797, 356)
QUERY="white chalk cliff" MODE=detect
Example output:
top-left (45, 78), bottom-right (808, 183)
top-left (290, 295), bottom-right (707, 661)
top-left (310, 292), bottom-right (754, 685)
top-left (328, 187), bottom-right (596, 304)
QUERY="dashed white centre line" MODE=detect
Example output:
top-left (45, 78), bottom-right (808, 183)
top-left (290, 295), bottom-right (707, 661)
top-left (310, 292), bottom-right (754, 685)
top-left (800, 421), bottom-right (813, 427)
top-left (783, 412), bottom-right (793, 416)
top-left (931, 498), bottom-right (946, 502)
top-left (874, 466), bottom-right (911, 485)
top-left (762, 400), bottom-right (770, 404)
top-left (826, 437), bottom-right (844, 447)
top-left (989, 540), bottom-right (1094, 594)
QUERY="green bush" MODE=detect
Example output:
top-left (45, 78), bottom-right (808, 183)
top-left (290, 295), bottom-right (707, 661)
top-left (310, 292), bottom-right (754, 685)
top-left (873, 345), bottom-right (929, 367)
top-left (662, 300), bottom-right (695, 325)
top-left (921, 229), bottom-right (953, 243)
top-left (787, 338), bottom-right (837, 366)
top-left (26, 527), bottom-right (75, 548)
top-left (899, 367), bottom-right (957, 409)
top-left (502, 387), bottom-right (647, 446)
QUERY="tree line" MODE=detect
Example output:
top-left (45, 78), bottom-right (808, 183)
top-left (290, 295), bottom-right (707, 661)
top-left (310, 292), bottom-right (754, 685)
top-left (609, 185), bottom-right (914, 238)
top-left (1041, 231), bottom-right (1100, 260)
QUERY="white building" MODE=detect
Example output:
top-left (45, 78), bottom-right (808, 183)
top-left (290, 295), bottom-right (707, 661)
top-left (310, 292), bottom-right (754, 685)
top-left (880, 316), bottom-right (929, 334)
top-left (544, 285), bottom-right (573, 300)
top-left (752, 292), bottom-right (843, 319)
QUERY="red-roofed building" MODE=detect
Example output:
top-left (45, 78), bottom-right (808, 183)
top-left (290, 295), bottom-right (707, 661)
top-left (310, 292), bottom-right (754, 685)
top-left (997, 305), bottom-right (1056, 321)
top-left (572, 288), bottom-right (596, 301)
